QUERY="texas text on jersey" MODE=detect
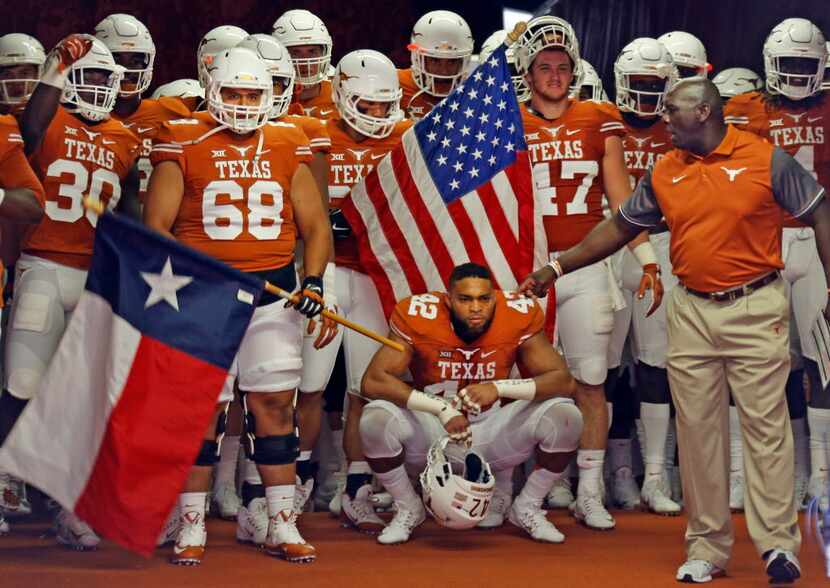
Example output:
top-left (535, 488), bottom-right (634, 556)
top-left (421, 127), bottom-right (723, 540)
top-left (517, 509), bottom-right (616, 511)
top-left (521, 100), bottom-right (626, 252)
top-left (150, 111), bottom-right (312, 272)
top-left (23, 106), bottom-right (139, 268)
top-left (389, 289), bottom-right (544, 418)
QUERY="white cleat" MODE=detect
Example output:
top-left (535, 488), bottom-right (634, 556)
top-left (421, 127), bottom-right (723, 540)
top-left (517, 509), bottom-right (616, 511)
top-left (378, 500), bottom-right (425, 545)
top-left (546, 476), bottom-right (574, 509)
top-left (641, 475), bottom-right (681, 516)
top-left (294, 477), bottom-right (314, 515)
top-left (806, 475), bottom-right (830, 513)
top-left (236, 497), bottom-right (269, 546)
top-left (211, 482), bottom-right (241, 520)
top-left (371, 491), bottom-right (395, 511)
top-left (264, 513), bottom-right (316, 563)
top-left (340, 485), bottom-right (385, 535)
top-left (0, 473), bottom-right (31, 517)
top-left (55, 509), bottom-right (100, 551)
top-left (328, 475), bottom-right (347, 516)
top-left (571, 491), bottom-right (615, 530)
top-left (676, 559), bottom-right (725, 583)
top-left (508, 496), bottom-right (565, 543)
top-left (728, 473), bottom-right (744, 512)
top-left (171, 508), bottom-right (206, 566)
top-left (612, 469), bottom-right (641, 511)
top-left (157, 505), bottom-right (179, 547)
top-left (478, 488), bottom-right (511, 529)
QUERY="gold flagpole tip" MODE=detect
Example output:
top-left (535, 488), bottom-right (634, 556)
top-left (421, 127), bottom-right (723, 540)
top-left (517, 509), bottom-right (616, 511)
top-left (506, 21), bottom-right (527, 45)
top-left (82, 196), bottom-right (105, 216)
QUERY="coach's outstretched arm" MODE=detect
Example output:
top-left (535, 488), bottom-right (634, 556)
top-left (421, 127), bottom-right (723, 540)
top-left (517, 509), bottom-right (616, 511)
top-left (519, 213), bottom-right (641, 298)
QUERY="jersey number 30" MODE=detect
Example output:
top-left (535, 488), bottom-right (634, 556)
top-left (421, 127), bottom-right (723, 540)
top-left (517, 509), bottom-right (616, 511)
top-left (45, 159), bottom-right (121, 226)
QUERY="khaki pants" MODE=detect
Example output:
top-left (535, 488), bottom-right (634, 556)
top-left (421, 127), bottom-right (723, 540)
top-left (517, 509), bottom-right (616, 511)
top-left (666, 277), bottom-right (800, 569)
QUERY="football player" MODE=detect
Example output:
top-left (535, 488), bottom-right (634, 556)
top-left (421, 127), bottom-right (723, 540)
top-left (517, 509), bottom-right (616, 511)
top-left (399, 10), bottom-right (474, 120)
top-left (515, 16), bottom-right (663, 530)
top-left (0, 33), bottom-right (45, 116)
top-left (360, 262), bottom-right (581, 543)
top-left (724, 17), bottom-right (830, 511)
top-left (0, 93), bottom-right (47, 536)
top-left (712, 67), bottom-right (763, 100)
top-left (272, 9), bottom-right (336, 120)
top-left (231, 33), bottom-right (337, 535)
top-left (657, 31), bottom-right (709, 79)
top-left (190, 25), bottom-right (248, 112)
top-left (3, 34), bottom-right (139, 549)
top-left (324, 49), bottom-right (412, 533)
top-left (479, 30), bottom-right (530, 103)
top-left (145, 46), bottom-right (331, 565)
top-left (151, 79), bottom-right (204, 101)
top-left (571, 59), bottom-right (608, 102)
top-left (611, 37), bottom-right (681, 516)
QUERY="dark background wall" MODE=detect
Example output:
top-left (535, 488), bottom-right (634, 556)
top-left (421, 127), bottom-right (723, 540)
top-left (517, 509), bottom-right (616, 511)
top-left (1, 0), bottom-right (824, 97)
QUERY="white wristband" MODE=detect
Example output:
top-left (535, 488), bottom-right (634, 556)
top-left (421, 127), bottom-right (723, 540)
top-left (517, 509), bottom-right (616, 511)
top-left (631, 242), bottom-right (657, 267)
top-left (0, 188), bottom-right (5, 209)
top-left (546, 259), bottom-right (565, 279)
top-left (493, 378), bottom-right (536, 401)
top-left (406, 389), bottom-right (461, 425)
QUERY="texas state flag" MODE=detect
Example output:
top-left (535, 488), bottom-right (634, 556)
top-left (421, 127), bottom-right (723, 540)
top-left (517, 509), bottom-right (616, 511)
top-left (0, 212), bottom-right (264, 556)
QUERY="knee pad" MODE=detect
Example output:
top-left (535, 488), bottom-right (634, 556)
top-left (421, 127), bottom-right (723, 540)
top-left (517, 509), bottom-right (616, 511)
top-left (195, 440), bottom-right (219, 466)
top-left (573, 357), bottom-right (608, 387)
top-left (636, 362), bottom-right (671, 404)
top-left (536, 401), bottom-right (583, 454)
top-left (786, 369), bottom-right (807, 419)
top-left (240, 392), bottom-right (300, 464)
top-left (359, 405), bottom-right (407, 459)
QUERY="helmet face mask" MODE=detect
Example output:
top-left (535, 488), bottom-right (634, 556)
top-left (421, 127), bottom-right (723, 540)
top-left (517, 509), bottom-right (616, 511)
top-left (62, 36), bottom-right (123, 122)
top-left (615, 38), bottom-right (677, 117)
top-left (207, 48), bottom-right (273, 134)
top-left (0, 33), bottom-right (46, 108)
top-left (409, 10), bottom-right (474, 97)
top-left (236, 34), bottom-right (296, 120)
top-left (111, 51), bottom-right (153, 96)
top-left (333, 49), bottom-right (403, 139)
top-left (570, 59), bottom-right (606, 102)
top-left (272, 9), bottom-right (333, 86)
top-left (763, 18), bottom-right (827, 101)
top-left (94, 14), bottom-right (155, 97)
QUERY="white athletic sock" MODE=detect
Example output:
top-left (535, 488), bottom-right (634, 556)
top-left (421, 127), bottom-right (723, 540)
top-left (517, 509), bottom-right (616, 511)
top-left (214, 435), bottom-right (240, 487)
top-left (729, 406), bottom-right (743, 476)
top-left (640, 402), bottom-right (669, 478)
top-left (576, 449), bottom-right (605, 495)
top-left (374, 465), bottom-right (419, 507)
top-left (792, 417), bottom-right (809, 479)
top-left (347, 461), bottom-right (372, 476)
top-left (808, 407), bottom-right (830, 480)
top-left (179, 492), bottom-right (207, 520)
top-left (243, 457), bottom-right (262, 485)
top-left (607, 438), bottom-right (633, 476)
top-left (634, 419), bottom-right (646, 464)
top-left (265, 484), bottom-right (295, 520)
top-left (298, 450), bottom-right (313, 463)
top-left (517, 468), bottom-right (561, 506)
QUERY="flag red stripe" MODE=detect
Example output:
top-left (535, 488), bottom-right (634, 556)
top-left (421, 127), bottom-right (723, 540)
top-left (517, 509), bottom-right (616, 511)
top-left (445, 197), bottom-right (489, 283)
top-left (474, 181), bottom-right (523, 271)
top-left (508, 152), bottom-right (536, 281)
top-left (75, 336), bottom-right (227, 556)
top-left (392, 148), bottom-right (455, 290)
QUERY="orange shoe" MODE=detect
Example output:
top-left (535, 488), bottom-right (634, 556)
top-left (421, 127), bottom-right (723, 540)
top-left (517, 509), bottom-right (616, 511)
top-left (170, 509), bottom-right (206, 566)
top-left (263, 511), bottom-right (316, 563)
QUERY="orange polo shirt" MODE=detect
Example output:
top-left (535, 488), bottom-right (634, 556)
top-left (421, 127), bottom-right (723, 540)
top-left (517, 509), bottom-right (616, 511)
top-left (619, 125), bottom-right (825, 292)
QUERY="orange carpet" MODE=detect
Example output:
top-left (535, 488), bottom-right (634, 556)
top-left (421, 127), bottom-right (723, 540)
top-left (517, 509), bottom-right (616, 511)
top-left (0, 511), bottom-right (825, 587)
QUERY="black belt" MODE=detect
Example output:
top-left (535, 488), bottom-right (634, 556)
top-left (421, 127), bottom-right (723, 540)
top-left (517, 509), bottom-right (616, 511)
top-left (683, 271), bottom-right (780, 302)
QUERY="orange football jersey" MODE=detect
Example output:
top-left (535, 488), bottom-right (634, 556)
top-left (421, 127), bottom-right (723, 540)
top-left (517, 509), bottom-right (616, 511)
top-left (112, 98), bottom-right (192, 201)
top-left (390, 290), bottom-right (544, 419)
top-left (398, 68), bottom-right (442, 121)
top-left (0, 114), bottom-right (45, 203)
top-left (619, 115), bottom-right (672, 184)
top-left (725, 91), bottom-right (830, 227)
top-left (282, 114), bottom-right (330, 154)
top-left (23, 107), bottom-right (140, 269)
top-left (326, 118), bottom-right (413, 271)
top-left (521, 101), bottom-right (626, 252)
top-left (150, 111), bottom-right (312, 272)
top-left (289, 79), bottom-right (337, 120)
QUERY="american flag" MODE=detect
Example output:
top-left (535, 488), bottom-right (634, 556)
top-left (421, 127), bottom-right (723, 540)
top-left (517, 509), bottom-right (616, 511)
top-left (341, 45), bottom-right (547, 316)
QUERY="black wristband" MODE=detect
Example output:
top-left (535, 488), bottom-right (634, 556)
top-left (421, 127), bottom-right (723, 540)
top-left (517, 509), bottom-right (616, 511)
top-left (302, 275), bottom-right (323, 295)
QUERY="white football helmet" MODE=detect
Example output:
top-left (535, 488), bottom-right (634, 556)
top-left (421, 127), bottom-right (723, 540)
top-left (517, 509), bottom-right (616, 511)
top-left (332, 50), bottom-right (403, 139)
top-left (61, 35), bottom-right (123, 122)
top-left (824, 41), bottom-right (830, 90)
top-left (0, 33), bottom-right (45, 108)
top-left (237, 34), bottom-right (295, 120)
top-left (657, 31), bottom-right (708, 78)
top-left (571, 59), bottom-right (607, 102)
top-left (420, 437), bottom-right (495, 530)
top-left (480, 29), bottom-right (530, 102)
top-left (206, 47), bottom-right (273, 134)
top-left (94, 14), bottom-right (155, 96)
top-left (150, 78), bottom-right (204, 100)
top-left (614, 38), bottom-right (677, 117)
top-left (712, 67), bottom-right (762, 98)
top-left (408, 10), bottom-right (474, 97)
top-left (272, 9), bottom-right (332, 86)
top-left (763, 18), bottom-right (827, 100)
top-left (197, 25), bottom-right (248, 89)
top-left (515, 15), bottom-right (581, 81)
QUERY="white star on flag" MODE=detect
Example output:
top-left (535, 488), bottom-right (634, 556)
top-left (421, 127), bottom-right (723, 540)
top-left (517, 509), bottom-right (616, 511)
top-left (141, 257), bottom-right (193, 311)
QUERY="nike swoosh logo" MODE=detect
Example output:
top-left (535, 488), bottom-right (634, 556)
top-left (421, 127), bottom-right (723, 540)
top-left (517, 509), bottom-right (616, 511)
top-left (370, 153), bottom-right (386, 160)
top-left (331, 223), bottom-right (350, 231)
top-left (102, 139), bottom-right (116, 145)
top-left (319, 109), bottom-right (333, 116)
top-left (565, 129), bottom-right (580, 136)
top-left (672, 175), bottom-right (686, 184)
top-left (808, 116), bottom-right (823, 123)
top-left (650, 142), bottom-right (665, 148)
top-left (137, 126), bottom-right (153, 133)
top-left (480, 350), bottom-right (497, 358)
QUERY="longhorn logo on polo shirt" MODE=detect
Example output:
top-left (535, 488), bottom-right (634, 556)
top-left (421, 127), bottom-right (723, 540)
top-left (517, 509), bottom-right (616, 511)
top-left (720, 166), bottom-right (747, 182)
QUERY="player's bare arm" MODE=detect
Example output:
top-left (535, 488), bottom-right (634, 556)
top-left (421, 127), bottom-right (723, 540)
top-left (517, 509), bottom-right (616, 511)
top-left (0, 187), bottom-right (43, 224)
top-left (291, 162), bottom-right (332, 280)
top-left (143, 160), bottom-right (183, 240)
top-left (362, 332), bottom-right (470, 442)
